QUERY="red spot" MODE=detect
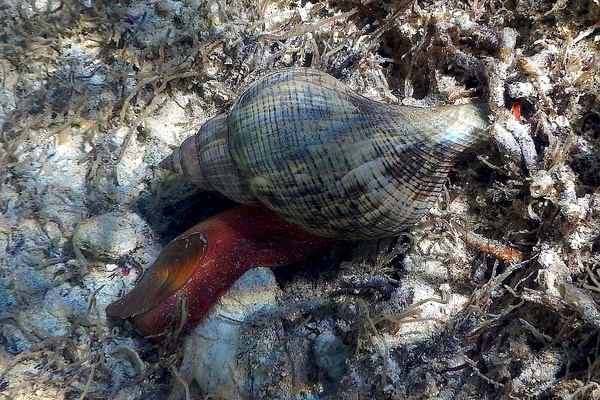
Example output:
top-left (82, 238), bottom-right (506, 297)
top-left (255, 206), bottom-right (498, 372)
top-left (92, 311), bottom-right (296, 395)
top-left (510, 102), bottom-right (521, 119)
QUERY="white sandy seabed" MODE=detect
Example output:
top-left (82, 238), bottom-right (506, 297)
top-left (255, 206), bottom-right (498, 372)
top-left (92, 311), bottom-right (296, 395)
top-left (1, 0), bottom-right (600, 399)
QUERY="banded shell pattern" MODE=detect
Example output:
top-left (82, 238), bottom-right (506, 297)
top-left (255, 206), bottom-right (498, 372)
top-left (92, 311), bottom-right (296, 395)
top-left (161, 68), bottom-right (491, 240)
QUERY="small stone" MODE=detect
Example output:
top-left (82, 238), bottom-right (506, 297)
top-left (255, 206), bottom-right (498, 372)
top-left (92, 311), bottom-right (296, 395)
top-left (72, 212), bottom-right (150, 261)
top-left (314, 331), bottom-right (351, 380)
top-left (186, 267), bottom-right (282, 398)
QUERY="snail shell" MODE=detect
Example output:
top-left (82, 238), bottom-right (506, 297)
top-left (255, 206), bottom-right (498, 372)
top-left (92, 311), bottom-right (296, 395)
top-left (161, 68), bottom-right (491, 240)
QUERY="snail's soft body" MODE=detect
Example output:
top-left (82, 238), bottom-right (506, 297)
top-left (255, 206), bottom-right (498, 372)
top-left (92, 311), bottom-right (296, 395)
top-left (162, 68), bottom-right (491, 239)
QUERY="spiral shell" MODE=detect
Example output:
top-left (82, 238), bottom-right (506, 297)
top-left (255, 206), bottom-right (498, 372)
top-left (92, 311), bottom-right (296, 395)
top-left (161, 68), bottom-right (491, 240)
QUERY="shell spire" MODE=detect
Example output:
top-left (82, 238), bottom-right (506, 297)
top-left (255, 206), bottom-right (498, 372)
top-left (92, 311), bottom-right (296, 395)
top-left (161, 68), bottom-right (491, 240)
top-left (160, 114), bottom-right (258, 204)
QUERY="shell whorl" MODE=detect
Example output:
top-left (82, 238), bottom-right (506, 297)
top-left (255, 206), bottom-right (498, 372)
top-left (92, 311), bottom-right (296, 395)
top-left (160, 113), bottom-right (256, 204)
top-left (162, 68), bottom-right (491, 240)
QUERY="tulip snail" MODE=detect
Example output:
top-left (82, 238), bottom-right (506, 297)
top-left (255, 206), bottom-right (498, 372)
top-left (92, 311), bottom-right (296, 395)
top-left (107, 67), bottom-right (491, 339)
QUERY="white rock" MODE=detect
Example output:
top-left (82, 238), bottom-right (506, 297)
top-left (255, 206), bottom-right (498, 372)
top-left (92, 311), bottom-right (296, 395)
top-left (184, 267), bottom-right (282, 398)
top-left (72, 211), bottom-right (151, 261)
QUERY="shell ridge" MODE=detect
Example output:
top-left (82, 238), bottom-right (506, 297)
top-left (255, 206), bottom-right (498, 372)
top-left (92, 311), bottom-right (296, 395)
top-left (162, 68), bottom-right (492, 239)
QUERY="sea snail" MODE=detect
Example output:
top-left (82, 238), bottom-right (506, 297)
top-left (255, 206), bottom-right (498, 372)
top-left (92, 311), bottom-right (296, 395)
top-left (160, 67), bottom-right (491, 240)
top-left (107, 68), bottom-right (492, 338)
